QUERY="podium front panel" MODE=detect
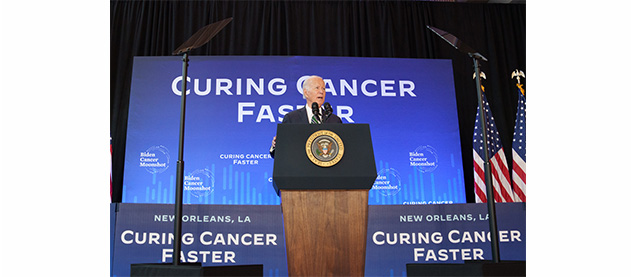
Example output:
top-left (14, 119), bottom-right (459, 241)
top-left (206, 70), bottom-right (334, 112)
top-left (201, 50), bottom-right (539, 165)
top-left (272, 124), bottom-right (377, 193)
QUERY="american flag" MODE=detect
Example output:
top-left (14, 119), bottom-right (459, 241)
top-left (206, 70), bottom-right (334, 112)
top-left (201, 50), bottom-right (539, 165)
top-left (511, 84), bottom-right (526, 202)
top-left (473, 91), bottom-right (515, 203)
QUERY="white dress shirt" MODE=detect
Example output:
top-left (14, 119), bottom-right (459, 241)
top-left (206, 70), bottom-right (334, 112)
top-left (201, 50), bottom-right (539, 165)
top-left (306, 105), bottom-right (324, 124)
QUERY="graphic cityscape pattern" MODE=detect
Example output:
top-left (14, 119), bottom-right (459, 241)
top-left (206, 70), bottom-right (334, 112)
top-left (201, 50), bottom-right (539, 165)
top-left (122, 154), bottom-right (465, 205)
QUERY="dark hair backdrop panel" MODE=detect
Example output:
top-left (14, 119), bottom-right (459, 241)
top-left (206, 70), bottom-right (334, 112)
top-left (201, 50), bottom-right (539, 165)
top-left (110, 0), bottom-right (525, 203)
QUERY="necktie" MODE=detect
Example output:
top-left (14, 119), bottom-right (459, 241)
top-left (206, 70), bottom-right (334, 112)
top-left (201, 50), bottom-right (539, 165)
top-left (311, 113), bottom-right (321, 124)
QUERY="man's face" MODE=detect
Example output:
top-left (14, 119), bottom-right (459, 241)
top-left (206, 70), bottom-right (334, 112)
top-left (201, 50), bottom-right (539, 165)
top-left (304, 77), bottom-right (326, 107)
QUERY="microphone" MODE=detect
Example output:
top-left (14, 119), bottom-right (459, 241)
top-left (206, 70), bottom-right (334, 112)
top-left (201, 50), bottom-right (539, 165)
top-left (311, 102), bottom-right (321, 123)
top-left (322, 102), bottom-right (333, 122)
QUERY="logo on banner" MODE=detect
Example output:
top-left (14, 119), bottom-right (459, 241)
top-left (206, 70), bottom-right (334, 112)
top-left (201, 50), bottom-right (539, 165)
top-left (410, 145), bottom-right (438, 173)
top-left (140, 145), bottom-right (170, 174)
top-left (306, 130), bottom-right (344, 167)
top-left (373, 168), bottom-right (402, 196)
top-left (184, 168), bottom-right (215, 197)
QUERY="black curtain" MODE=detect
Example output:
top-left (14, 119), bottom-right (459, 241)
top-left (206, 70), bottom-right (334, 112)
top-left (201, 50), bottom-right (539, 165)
top-left (110, 0), bottom-right (526, 203)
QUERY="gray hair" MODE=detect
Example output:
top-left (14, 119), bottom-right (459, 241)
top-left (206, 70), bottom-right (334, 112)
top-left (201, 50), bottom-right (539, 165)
top-left (301, 75), bottom-right (322, 99)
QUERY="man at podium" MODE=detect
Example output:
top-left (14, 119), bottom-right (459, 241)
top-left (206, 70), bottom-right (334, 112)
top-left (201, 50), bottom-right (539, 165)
top-left (270, 75), bottom-right (343, 157)
top-left (270, 81), bottom-right (375, 275)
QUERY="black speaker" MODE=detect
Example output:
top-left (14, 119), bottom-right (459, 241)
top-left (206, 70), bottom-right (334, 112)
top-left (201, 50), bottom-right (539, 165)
top-left (202, 265), bottom-right (264, 276)
top-left (406, 261), bottom-right (525, 277)
top-left (479, 261), bottom-right (526, 276)
top-left (130, 263), bottom-right (263, 277)
top-left (131, 263), bottom-right (203, 277)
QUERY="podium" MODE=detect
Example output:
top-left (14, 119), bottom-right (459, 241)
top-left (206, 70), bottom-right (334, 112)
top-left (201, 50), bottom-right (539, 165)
top-left (273, 124), bottom-right (377, 276)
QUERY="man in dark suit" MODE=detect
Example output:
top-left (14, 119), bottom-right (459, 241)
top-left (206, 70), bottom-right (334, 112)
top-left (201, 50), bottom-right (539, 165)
top-left (270, 75), bottom-right (343, 157)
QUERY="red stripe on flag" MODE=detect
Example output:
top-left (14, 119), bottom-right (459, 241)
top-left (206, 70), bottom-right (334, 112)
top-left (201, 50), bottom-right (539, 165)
top-left (473, 160), bottom-right (486, 184)
top-left (496, 149), bottom-right (515, 202)
top-left (513, 161), bottom-right (526, 184)
top-left (512, 180), bottom-right (525, 202)
top-left (512, 160), bottom-right (526, 202)
top-left (473, 151), bottom-right (487, 203)
top-left (490, 179), bottom-right (504, 203)
top-left (475, 183), bottom-right (487, 203)
top-left (490, 155), bottom-right (514, 202)
top-left (474, 168), bottom-right (487, 202)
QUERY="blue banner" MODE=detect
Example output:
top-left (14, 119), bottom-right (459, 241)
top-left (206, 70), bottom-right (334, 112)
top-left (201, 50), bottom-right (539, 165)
top-left (364, 203), bottom-right (526, 275)
top-left (110, 203), bottom-right (525, 276)
top-left (123, 56), bottom-right (464, 205)
top-left (111, 204), bottom-right (287, 276)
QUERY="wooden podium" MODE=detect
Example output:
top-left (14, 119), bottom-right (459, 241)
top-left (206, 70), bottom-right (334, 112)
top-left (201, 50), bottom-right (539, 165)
top-left (273, 124), bottom-right (377, 276)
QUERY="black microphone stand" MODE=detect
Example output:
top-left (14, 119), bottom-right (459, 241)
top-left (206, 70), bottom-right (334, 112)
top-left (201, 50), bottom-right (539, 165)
top-left (170, 18), bottom-right (232, 265)
top-left (471, 55), bottom-right (501, 263)
top-left (173, 50), bottom-right (189, 265)
top-left (427, 26), bottom-right (500, 263)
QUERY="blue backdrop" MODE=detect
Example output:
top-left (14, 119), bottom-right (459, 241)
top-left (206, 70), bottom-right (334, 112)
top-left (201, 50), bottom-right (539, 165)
top-left (123, 56), bottom-right (464, 205)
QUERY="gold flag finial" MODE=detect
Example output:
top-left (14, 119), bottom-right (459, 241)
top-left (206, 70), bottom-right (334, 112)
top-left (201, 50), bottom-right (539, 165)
top-left (511, 69), bottom-right (525, 95)
top-left (473, 71), bottom-right (486, 92)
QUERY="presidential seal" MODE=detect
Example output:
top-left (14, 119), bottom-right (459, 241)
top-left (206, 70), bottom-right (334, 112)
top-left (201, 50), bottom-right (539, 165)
top-left (305, 130), bottom-right (344, 167)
